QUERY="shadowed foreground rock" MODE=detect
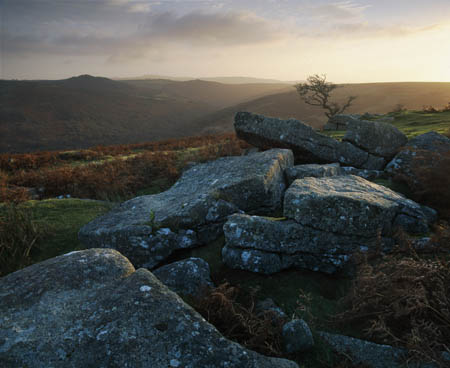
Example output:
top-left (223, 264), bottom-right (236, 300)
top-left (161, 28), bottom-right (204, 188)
top-left (79, 149), bottom-right (293, 269)
top-left (223, 176), bottom-right (436, 274)
top-left (386, 131), bottom-right (450, 185)
top-left (0, 249), bottom-right (298, 368)
top-left (234, 112), bottom-right (386, 169)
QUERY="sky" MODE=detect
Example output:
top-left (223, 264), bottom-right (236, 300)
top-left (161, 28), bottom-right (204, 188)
top-left (1, 0), bottom-right (450, 82)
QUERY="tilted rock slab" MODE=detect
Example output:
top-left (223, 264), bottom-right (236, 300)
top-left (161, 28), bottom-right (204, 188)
top-left (0, 249), bottom-right (298, 368)
top-left (79, 149), bottom-right (293, 269)
top-left (343, 118), bottom-right (407, 159)
top-left (234, 112), bottom-right (386, 170)
top-left (223, 176), bottom-right (435, 274)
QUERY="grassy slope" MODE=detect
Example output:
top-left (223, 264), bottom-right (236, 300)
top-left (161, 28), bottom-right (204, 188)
top-left (323, 110), bottom-right (450, 141)
top-left (21, 199), bottom-right (115, 262)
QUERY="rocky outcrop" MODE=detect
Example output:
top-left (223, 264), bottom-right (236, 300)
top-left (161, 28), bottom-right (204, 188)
top-left (385, 132), bottom-right (450, 184)
top-left (153, 257), bottom-right (214, 297)
top-left (284, 163), bottom-right (341, 185)
top-left (343, 119), bottom-right (407, 159)
top-left (79, 149), bottom-right (293, 269)
top-left (0, 249), bottom-right (298, 368)
top-left (222, 176), bottom-right (435, 274)
top-left (234, 112), bottom-right (386, 170)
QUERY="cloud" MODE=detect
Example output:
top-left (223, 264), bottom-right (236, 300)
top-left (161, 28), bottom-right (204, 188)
top-left (2, 9), bottom-right (283, 62)
top-left (303, 1), bottom-right (369, 20)
top-left (139, 10), bottom-right (282, 46)
top-left (310, 21), bottom-right (443, 39)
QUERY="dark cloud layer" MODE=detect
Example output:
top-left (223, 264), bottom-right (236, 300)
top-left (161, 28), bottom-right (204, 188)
top-left (2, 2), bottom-right (281, 61)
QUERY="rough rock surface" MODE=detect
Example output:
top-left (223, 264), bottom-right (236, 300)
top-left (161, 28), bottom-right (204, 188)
top-left (223, 176), bottom-right (435, 274)
top-left (319, 332), bottom-right (407, 368)
top-left (343, 119), bottom-right (407, 159)
top-left (284, 163), bottom-right (341, 185)
top-left (284, 175), bottom-right (433, 237)
top-left (0, 249), bottom-right (298, 368)
top-left (385, 132), bottom-right (450, 184)
top-left (222, 213), bottom-right (390, 274)
top-left (153, 257), bottom-right (214, 297)
top-left (319, 332), bottom-right (449, 368)
top-left (79, 149), bottom-right (293, 269)
top-left (282, 319), bottom-right (314, 353)
top-left (341, 166), bottom-right (386, 180)
top-left (234, 112), bottom-right (386, 170)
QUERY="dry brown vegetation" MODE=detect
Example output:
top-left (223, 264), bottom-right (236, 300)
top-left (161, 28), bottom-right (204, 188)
top-left (337, 231), bottom-right (450, 367)
top-left (0, 133), bottom-right (249, 203)
top-left (422, 102), bottom-right (450, 113)
top-left (190, 282), bottom-right (287, 357)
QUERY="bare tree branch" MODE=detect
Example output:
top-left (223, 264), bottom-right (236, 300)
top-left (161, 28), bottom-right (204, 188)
top-left (294, 74), bottom-right (357, 119)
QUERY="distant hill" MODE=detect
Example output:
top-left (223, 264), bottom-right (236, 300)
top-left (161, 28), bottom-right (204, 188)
top-left (200, 76), bottom-right (294, 85)
top-left (193, 82), bottom-right (450, 134)
top-left (2, 77), bottom-right (450, 153)
top-left (0, 75), bottom-right (288, 153)
top-left (116, 75), bottom-right (295, 85)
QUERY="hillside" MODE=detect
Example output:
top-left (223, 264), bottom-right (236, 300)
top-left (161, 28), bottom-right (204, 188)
top-left (194, 82), bottom-right (450, 134)
top-left (0, 75), bottom-right (288, 153)
top-left (2, 77), bottom-right (450, 153)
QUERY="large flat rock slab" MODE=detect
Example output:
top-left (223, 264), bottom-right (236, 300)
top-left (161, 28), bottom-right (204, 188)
top-left (0, 249), bottom-right (298, 368)
top-left (222, 214), bottom-right (379, 274)
top-left (284, 175), bottom-right (433, 237)
top-left (234, 112), bottom-right (385, 170)
top-left (79, 149), bottom-right (293, 269)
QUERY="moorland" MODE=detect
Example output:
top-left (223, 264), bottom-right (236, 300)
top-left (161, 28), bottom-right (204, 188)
top-left (1, 69), bottom-right (450, 368)
top-left (2, 75), bottom-right (450, 153)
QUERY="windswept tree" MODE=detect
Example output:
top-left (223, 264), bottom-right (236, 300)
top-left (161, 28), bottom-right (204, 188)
top-left (294, 74), bottom-right (357, 119)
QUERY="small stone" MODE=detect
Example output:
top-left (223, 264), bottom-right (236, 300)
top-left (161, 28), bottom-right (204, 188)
top-left (282, 319), bottom-right (314, 353)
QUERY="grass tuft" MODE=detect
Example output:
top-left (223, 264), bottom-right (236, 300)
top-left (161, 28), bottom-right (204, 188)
top-left (0, 204), bottom-right (48, 277)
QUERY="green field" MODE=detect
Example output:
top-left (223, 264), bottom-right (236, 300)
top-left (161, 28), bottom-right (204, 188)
top-left (323, 110), bottom-right (450, 140)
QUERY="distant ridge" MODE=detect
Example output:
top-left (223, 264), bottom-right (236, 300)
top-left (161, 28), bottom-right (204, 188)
top-left (0, 76), bottom-right (288, 153)
top-left (116, 75), bottom-right (299, 85)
